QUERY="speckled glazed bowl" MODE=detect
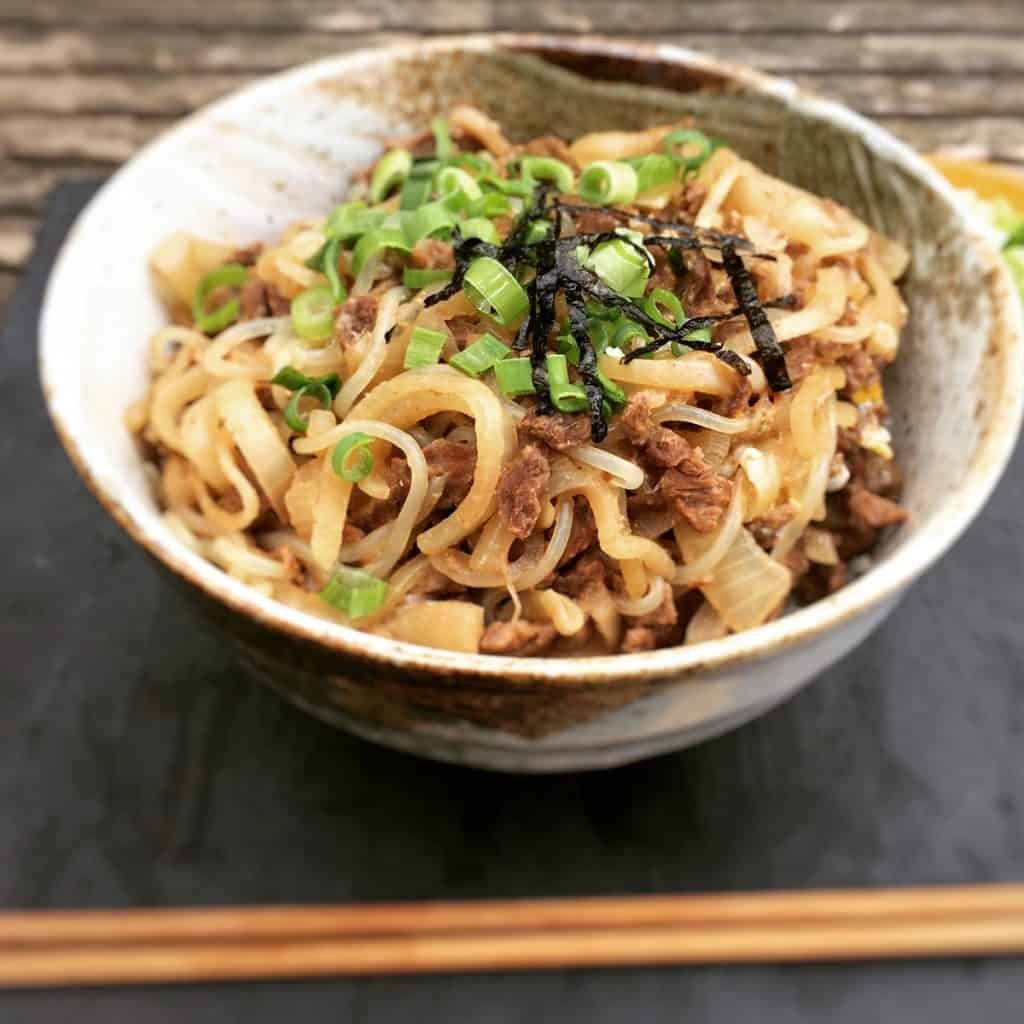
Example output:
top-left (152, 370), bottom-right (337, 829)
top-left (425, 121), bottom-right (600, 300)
top-left (40, 36), bottom-right (1024, 771)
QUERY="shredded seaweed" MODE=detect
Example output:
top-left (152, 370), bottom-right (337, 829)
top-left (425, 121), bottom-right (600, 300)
top-left (719, 239), bottom-right (792, 392)
top-left (419, 193), bottom-right (789, 438)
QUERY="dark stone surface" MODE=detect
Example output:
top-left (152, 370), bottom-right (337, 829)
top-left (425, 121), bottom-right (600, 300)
top-left (1, 183), bottom-right (1022, 1020)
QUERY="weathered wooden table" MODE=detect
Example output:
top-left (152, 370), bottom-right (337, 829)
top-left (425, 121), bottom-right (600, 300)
top-left (1, 1), bottom-right (1022, 316)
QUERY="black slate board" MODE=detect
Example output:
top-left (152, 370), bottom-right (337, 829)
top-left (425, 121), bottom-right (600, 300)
top-left (1, 183), bottom-right (1023, 1021)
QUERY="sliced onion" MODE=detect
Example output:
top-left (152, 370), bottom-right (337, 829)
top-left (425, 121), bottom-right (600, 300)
top-left (804, 527), bottom-right (839, 566)
top-left (695, 527), bottom-right (792, 632)
top-left (685, 600), bottom-right (728, 644)
top-left (215, 377), bottom-right (295, 519)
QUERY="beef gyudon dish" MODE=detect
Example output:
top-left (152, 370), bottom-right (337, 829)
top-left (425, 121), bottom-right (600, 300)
top-left (130, 108), bottom-right (909, 656)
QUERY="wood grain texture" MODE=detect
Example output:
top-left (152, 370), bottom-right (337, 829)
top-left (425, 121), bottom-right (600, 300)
top-left (0, 1), bottom-right (1020, 302)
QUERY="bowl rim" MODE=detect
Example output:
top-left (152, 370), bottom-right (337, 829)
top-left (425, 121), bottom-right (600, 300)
top-left (39, 32), bottom-right (1024, 687)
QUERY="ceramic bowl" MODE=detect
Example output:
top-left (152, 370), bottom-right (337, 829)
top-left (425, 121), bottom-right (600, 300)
top-left (40, 36), bottom-right (1024, 771)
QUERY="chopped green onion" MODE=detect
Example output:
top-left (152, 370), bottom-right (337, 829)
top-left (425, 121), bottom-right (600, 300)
top-left (598, 368), bottom-right (627, 408)
top-left (431, 116), bottom-right (452, 161)
top-left (630, 153), bottom-right (678, 195)
top-left (318, 236), bottom-right (347, 303)
top-left (661, 129), bottom-right (714, 173)
top-left (479, 173), bottom-right (535, 197)
top-left (577, 161), bottom-right (639, 206)
top-left (465, 193), bottom-right (511, 218)
top-left (612, 317), bottom-right (651, 352)
top-left (451, 152), bottom-right (494, 174)
top-left (517, 155), bottom-right (575, 194)
top-left (325, 201), bottom-right (386, 242)
top-left (271, 366), bottom-right (341, 433)
top-left (399, 173), bottom-right (434, 211)
top-left (192, 263), bottom-right (248, 334)
top-left (583, 234), bottom-right (650, 297)
top-left (291, 285), bottom-right (337, 342)
top-left (351, 226), bottom-right (412, 276)
top-left (643, 287), bottom-right (686, 328)
top-left (460, 217), bottom-right (500, 244)
top-left (283, 388), bottom-right (325, 433)
top-left (462, 256), bottom-right (530, 325)
top-left (545, 353), bottom-right (588, 412)
top-left (642, 288), bottom-right (711, 353)
top-left (494, 356), bottom-right (536, 396)
top-left (320, 566), bottom-right (388, 619)
top-left (403, 267), bottom-right (453, 289)
top-left (404, 325), bottom-right (447, 369)
top-left (525, 220), bottom-right (551, 245)
top-left (271, 365), bottom-right (341, 397)
top-left (449, 332), bottom-right (511, 377)
top-left (331, 432), bottom-right (375, 483)
top-left (369, 148), bottom-right (413, 204)
top-left (557, 326), bottom-right (579, 366)
top-left (435, 166), bottom-right (482, 210)
top-left (401, 201), bottom-right (456, 245)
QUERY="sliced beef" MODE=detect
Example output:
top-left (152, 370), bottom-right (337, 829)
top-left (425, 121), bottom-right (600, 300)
top-left (678, 181), bottom-right (708, 221)
top-left (848, 486), bottom-right (907, 529)
top-left (621, 393), bottom-right (691, 468)
top-left (409, 565), bottom-right (467, 598)
top-left (422, 439), bottom-right (476, 509)
top-left (334, 294), bottom-right (378, 349)
top-left (572, 209), bottom-right (620, 234)
top-left (520, 409), bottom-right (591, 451)
top-left (621, 595), bottom-right (679, 652)
top-left (558, 498), bottom-right (598, 567)
top-left (839, 348), bottom-right (881, 398)
top-left (644, 246), bottom-right (677, 294)
top-left (658, 451), bottom-right (733, 534)
top-left (748, 506), bottom-right (792, 552)
top-left (348, 455), bottom-right (409, 531)
top-left (409, 238), bottom-right (455, 270)
top-left (554, 548), bottom-right (608, 599)
top-left (796, 561), bottom-right (849, 604)
top-left (839, 429), bottom-right (903, 499)
top-left (479, 619), bottom-right (559, 656)
top-left (237, 277), bottom-right (291, 320)
top-left (783, 337), bottom-right (818, 385)
top-left (231, 243), bottom-right (264, 267)
top-left (497, 445), bottom-right (551, 539)
top-left (679, 248), bottom-right (732, 316)
top-left (520, 134), bottom-right (578, 169)
top-left (711, 376), bottom-right (753, 418)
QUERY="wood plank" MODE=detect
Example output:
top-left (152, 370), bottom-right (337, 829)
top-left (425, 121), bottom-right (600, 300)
top-left (0, 115), bottom-right (163, 162)
top-left (2, 1), bottom-right (1023, 34)
top-left (2, 27), bottom-right (1024, 76)
top-left (2, 70), bottom-right (1022, 120)
top-left (876, 116), bottom-right (1024, 163)
top-left (0, 73), bottom-right (252, 116)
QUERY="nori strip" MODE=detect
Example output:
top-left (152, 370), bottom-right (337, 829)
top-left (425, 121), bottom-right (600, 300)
top-left (564, 281), bottom-right (609, 442)
top-left (719, 239), bottom-right (792, 392)
top-left (412, 192), bottom-right (790, 438)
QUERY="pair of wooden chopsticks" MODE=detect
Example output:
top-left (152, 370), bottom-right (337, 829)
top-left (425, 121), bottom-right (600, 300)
top-left (2, 885), bottom-right (1023, 988)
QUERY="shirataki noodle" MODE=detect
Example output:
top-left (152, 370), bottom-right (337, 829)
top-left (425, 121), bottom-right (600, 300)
top-left (131, 109), bottom-right (909, 657)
